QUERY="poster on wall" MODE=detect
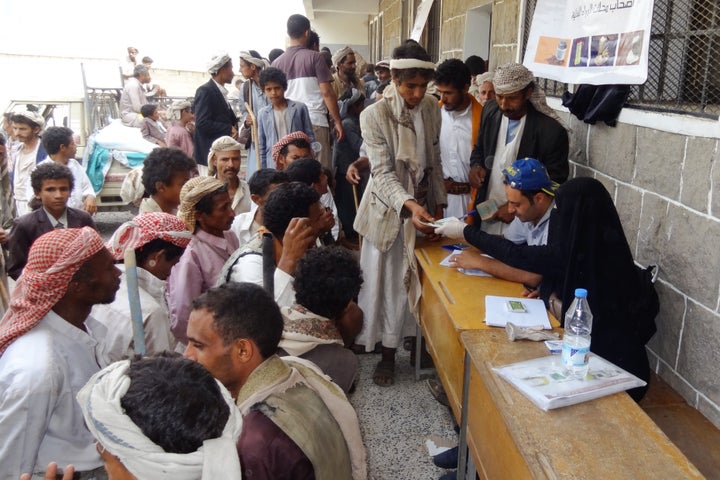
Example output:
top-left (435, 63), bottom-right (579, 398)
top-left (411, 0), bottom-right (436, 41)
top-left (522, 0), bottom-right (654, 84)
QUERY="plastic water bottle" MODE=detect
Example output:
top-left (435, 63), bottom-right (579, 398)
top-left (562, 288), bottom-right (593, 379)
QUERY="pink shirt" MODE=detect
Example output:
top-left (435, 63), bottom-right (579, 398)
top-left (167, 229), bottom-right (239, 344)
top-left (166, 123), bottom-right (194, 159)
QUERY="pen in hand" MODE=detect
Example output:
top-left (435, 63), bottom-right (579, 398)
top-left (459, 210), bottom-right (477, 220)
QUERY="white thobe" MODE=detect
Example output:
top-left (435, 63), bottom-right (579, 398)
top-left (439, 103), bottom-right (472, 218)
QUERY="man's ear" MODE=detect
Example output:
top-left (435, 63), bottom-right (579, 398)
top-left (155, 181), bottom-right (166, 194)
top-left (250, 193), bottom-right (262, 206)
top-left (524, 86), bottom-right (534, 101)
top-left (234, 338), bottom-right (256, 363)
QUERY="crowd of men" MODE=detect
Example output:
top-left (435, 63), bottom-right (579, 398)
top-left (0, 10), bottom-right (659, 480)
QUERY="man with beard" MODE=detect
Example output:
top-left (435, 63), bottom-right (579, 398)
top-left (468, 62), bottom-right (568, 234)
top-left (331, 47), bottom-right (364, 100)
top-left (9, 111), bottom-right (46, 216)
top-left (0, 227), bottom-right (121, 479)
top-left (207, 136), bottom-right (251, 215)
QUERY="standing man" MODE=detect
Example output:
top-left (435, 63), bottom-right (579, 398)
top-left (193, 53), bottom-right (238, 173)
top-left (331, 46), bottom-right (364, 100)
top-left (434, 59), bottom-right (483, 218)
top-left (184, 282), bottom-right (367, 479)
top-left (9, 111), bottom-right (46, 216)
top-left (469, 62), bottom-right (568, 234)
top-left (207, 136), bottom-right (251, 215)
top-left (272, 14), bottom-right (344, 171)
top-left (0, 227), bottom-right (121, 479)
top-left (238, 51), bottom-right (269, 177)
top-left (39, 126), bottom-right (97, 214)
top-left (353, 40), bottom-right (446, 386)
top-left (119, 65), bottom-right (150, 127)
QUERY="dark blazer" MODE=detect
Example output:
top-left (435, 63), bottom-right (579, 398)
top-left (469, 100), bottom-right (569, 193)
top-left (193, 79), bottom-right (238, 166)
top-left (7, 207), bottom-right (96, 280)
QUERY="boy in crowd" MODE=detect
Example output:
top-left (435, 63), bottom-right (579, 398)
top-left (272, 132), bottom-right (314, 171)
top-left (140, 104), bottom-right (167, 147)
top-left (165, 100), bottom-right (195, 158)
top-left (257, 67), bottom-right (314, 169)
top-left (230, 168), bottom-right (289, 246)
top-left (7, 163), bottom-right (95, 280)
top-left (140, 147), bottom-right (196, 214)
top-left (37, 126), bottom-right (97, 214)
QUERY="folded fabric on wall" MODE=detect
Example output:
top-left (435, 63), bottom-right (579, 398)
top-left (561, 84), bottom-right (631, 126)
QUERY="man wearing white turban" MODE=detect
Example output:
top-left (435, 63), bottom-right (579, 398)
top-left (331, 46), bottom-right (364, 100)
top-left (193, 53), bottom-right (238, 170)
top-left (468, 62), bottom-right (568, 234)
top-left (9, 111), bottom-right (46, 216)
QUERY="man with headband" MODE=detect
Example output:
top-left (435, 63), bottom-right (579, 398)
top-left (207, 136), bottom-right (251, 215)
top-left (93, 212), bottom-right (192, 361)
top-left (353, 40), bottom-right (446, 386)
top-left (0, 227), bottom-right (121, 478)
top-left (273, 14), bottom-right (344, 171)
top-left (331, 46), bottom-right (364, 100)
top-left (167, 176), bottom-right (238, 346)
top-left (468, 62), bottom-right (568, 234)
top-left (193, 53), bottom-right (239, 172)
top-left (76, 355), bottom-right (242, 480)
top-left (9, 110), bottom-right (46, 216)
top-left (165, 100), bottom-right (195, 158)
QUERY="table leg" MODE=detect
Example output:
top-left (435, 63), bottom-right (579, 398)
top-left (457, 351), bottom-right (471, 479)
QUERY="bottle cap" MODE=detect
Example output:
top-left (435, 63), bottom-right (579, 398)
top-left (574, 288), bottom-right (587, 298)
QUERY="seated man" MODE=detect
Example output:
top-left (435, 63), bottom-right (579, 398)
top-left (272, 132), bottom-right (313, 172)
top-left (279, 246), bottom-right (362, 394)
top-left (284, 157), bottom-right (338, 243)
top-left (75, 355), bottom-right (242, 480)
top-left (219, 181), bottom-right (329, 306)
top-left (7, 162), bottom-right (96, 280)
top-left (140, 104), bottom-right (167, 146)
top-left (139, 147), bottom-right (197, 214)
top-left (168, 176), bottom-right (238, 346)
top-left (184, 282), bottom-right (367, 479)
top-left (230, 168), bottom-right (289, 246)
top-left (120, 65), bottom-right (150, 127)
top-left (449, 157), bottom-right (557, 289)
top-left (0, 227), bottom-right (121, 478)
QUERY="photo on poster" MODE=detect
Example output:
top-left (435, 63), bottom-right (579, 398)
top-left (534, 36), bottom-right (571, 66)
top-left (616, 30), bottom-right (644, 65)
top-left (569, 37), bottom-right (589, 67)
top-left (590, 34), bottom-right (619, 67)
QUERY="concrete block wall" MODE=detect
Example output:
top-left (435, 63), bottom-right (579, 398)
top-left (562, 111), bottom-right (720, 428)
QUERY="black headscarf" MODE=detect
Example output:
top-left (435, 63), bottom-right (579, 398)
top-left (464, 178), bottom-right (655, 398)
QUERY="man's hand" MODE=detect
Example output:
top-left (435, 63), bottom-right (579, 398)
top-left (469, 165), bottom-right (487, 189)
top-left (346, 164), bottom-right (361, 185)
top-left (21, 462), bottom-right (74, 480)
top-left (449, 250), bottom-right (485, 269)
top-left (333, 122), bottom-right (345, 142)
top-left (82, 196), bottom-right (98, 216)
top-left (434, 218), bottom-right (467, 240)
top-left (493, 202), bottom-right (515, 223)
top-left (277, 217), bottom-right (317, 274)
top-left (231, 126), bottom-right (238, 139)
top-left (316, 208), bottom-right (335, 234)
top-left (522, 288), bottom-right (541, 299)
top-left (0, 228), bottom-right (8, 245)
top-left (404, 200), bottom-right (435, 235)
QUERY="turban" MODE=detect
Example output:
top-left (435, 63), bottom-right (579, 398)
top-left (239, 51), bottom-right (265, 69)
top-left (474, 71), bottom-right (495, 86)
top-left (11, 110), bottom-right (45, 129)
top-left (492, 62), bottom-right (567, 128)
top-left (272, 131), bottom-right (312, 166)
top-left (77, 360), bottom-right (243, 480)
top-left (332, 46), bottom-right (353, 66)
top-left (166, 100), bottom-right (192, 122)
top-left (177, 176), bottom-right (226, 233)
top-left (0, 227), bottom-right (105, 355)
top-left (208, 53), bottom-right (231, 75)
top-left (207, 136), bottom-right (242, 176)
top-left (106, 212), bottom-right (192, 261)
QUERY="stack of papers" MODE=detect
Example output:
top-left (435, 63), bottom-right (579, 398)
top-left (440, 250), bottom-right (492, 277)
top-left (493, 354), bottom-right (647, 410)
top-left (484, 296), bottom-right (551, 329)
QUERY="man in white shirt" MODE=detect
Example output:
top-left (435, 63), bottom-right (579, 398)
top-left (434, 59), bottom-right (483, 218)
top-left (231, 168), bottom-right (288, 246)
top-left (120, 65), bottom-right (150, 127)
top-left (0, 226), bottom-right (121, 479)
top-left (35, 126), bottom-right (97, 214)
top-left (9, 111), bottom-right (46, 216)
top-left (207, 136), bottom-right (251, 215)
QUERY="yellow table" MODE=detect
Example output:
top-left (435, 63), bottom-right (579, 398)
top-left (459, 329), bottom-right (703, 479)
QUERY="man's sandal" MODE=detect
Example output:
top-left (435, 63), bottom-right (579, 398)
top-left (373, 360), bottom-right (395, 387)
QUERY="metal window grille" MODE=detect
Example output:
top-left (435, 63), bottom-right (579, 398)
top-left (523, 0), bottom-right (720, 117)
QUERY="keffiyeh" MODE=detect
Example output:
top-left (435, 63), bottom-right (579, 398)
top-left (207, 53), bottom-right (231, 75)
top-left (177, 176), bottom-right (225, 233)
top-left (106, 212), bottom-right (191, 261)
top-left (493, 63), bottom-right (566, 127)
top-left (77, 360), bottom-right (243, 480)
top-left (332, 46), bottom-right (353, 66)
top-left (207, 136), bottom-right (242, 176)
top-left (0, 227), bottom-right (105, 355)
top-left (271, 131), bottom-right (312, 165)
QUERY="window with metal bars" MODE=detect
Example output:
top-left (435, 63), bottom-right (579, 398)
top-left (523, 0), bottom-right (720, 117)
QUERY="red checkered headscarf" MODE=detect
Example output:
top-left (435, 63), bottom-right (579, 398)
top-left (0, 227), bottom-right (105, 355)
top-left (106, 212), bottom-right (192, 261)
top-left (271, 131), bottom-right (312, 166)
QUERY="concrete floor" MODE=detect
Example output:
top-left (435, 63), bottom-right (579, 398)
top-left (349, 349), bottom-right (457, 480)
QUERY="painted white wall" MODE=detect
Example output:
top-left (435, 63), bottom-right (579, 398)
top-left (464, 5), bottom-right (492, 62)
